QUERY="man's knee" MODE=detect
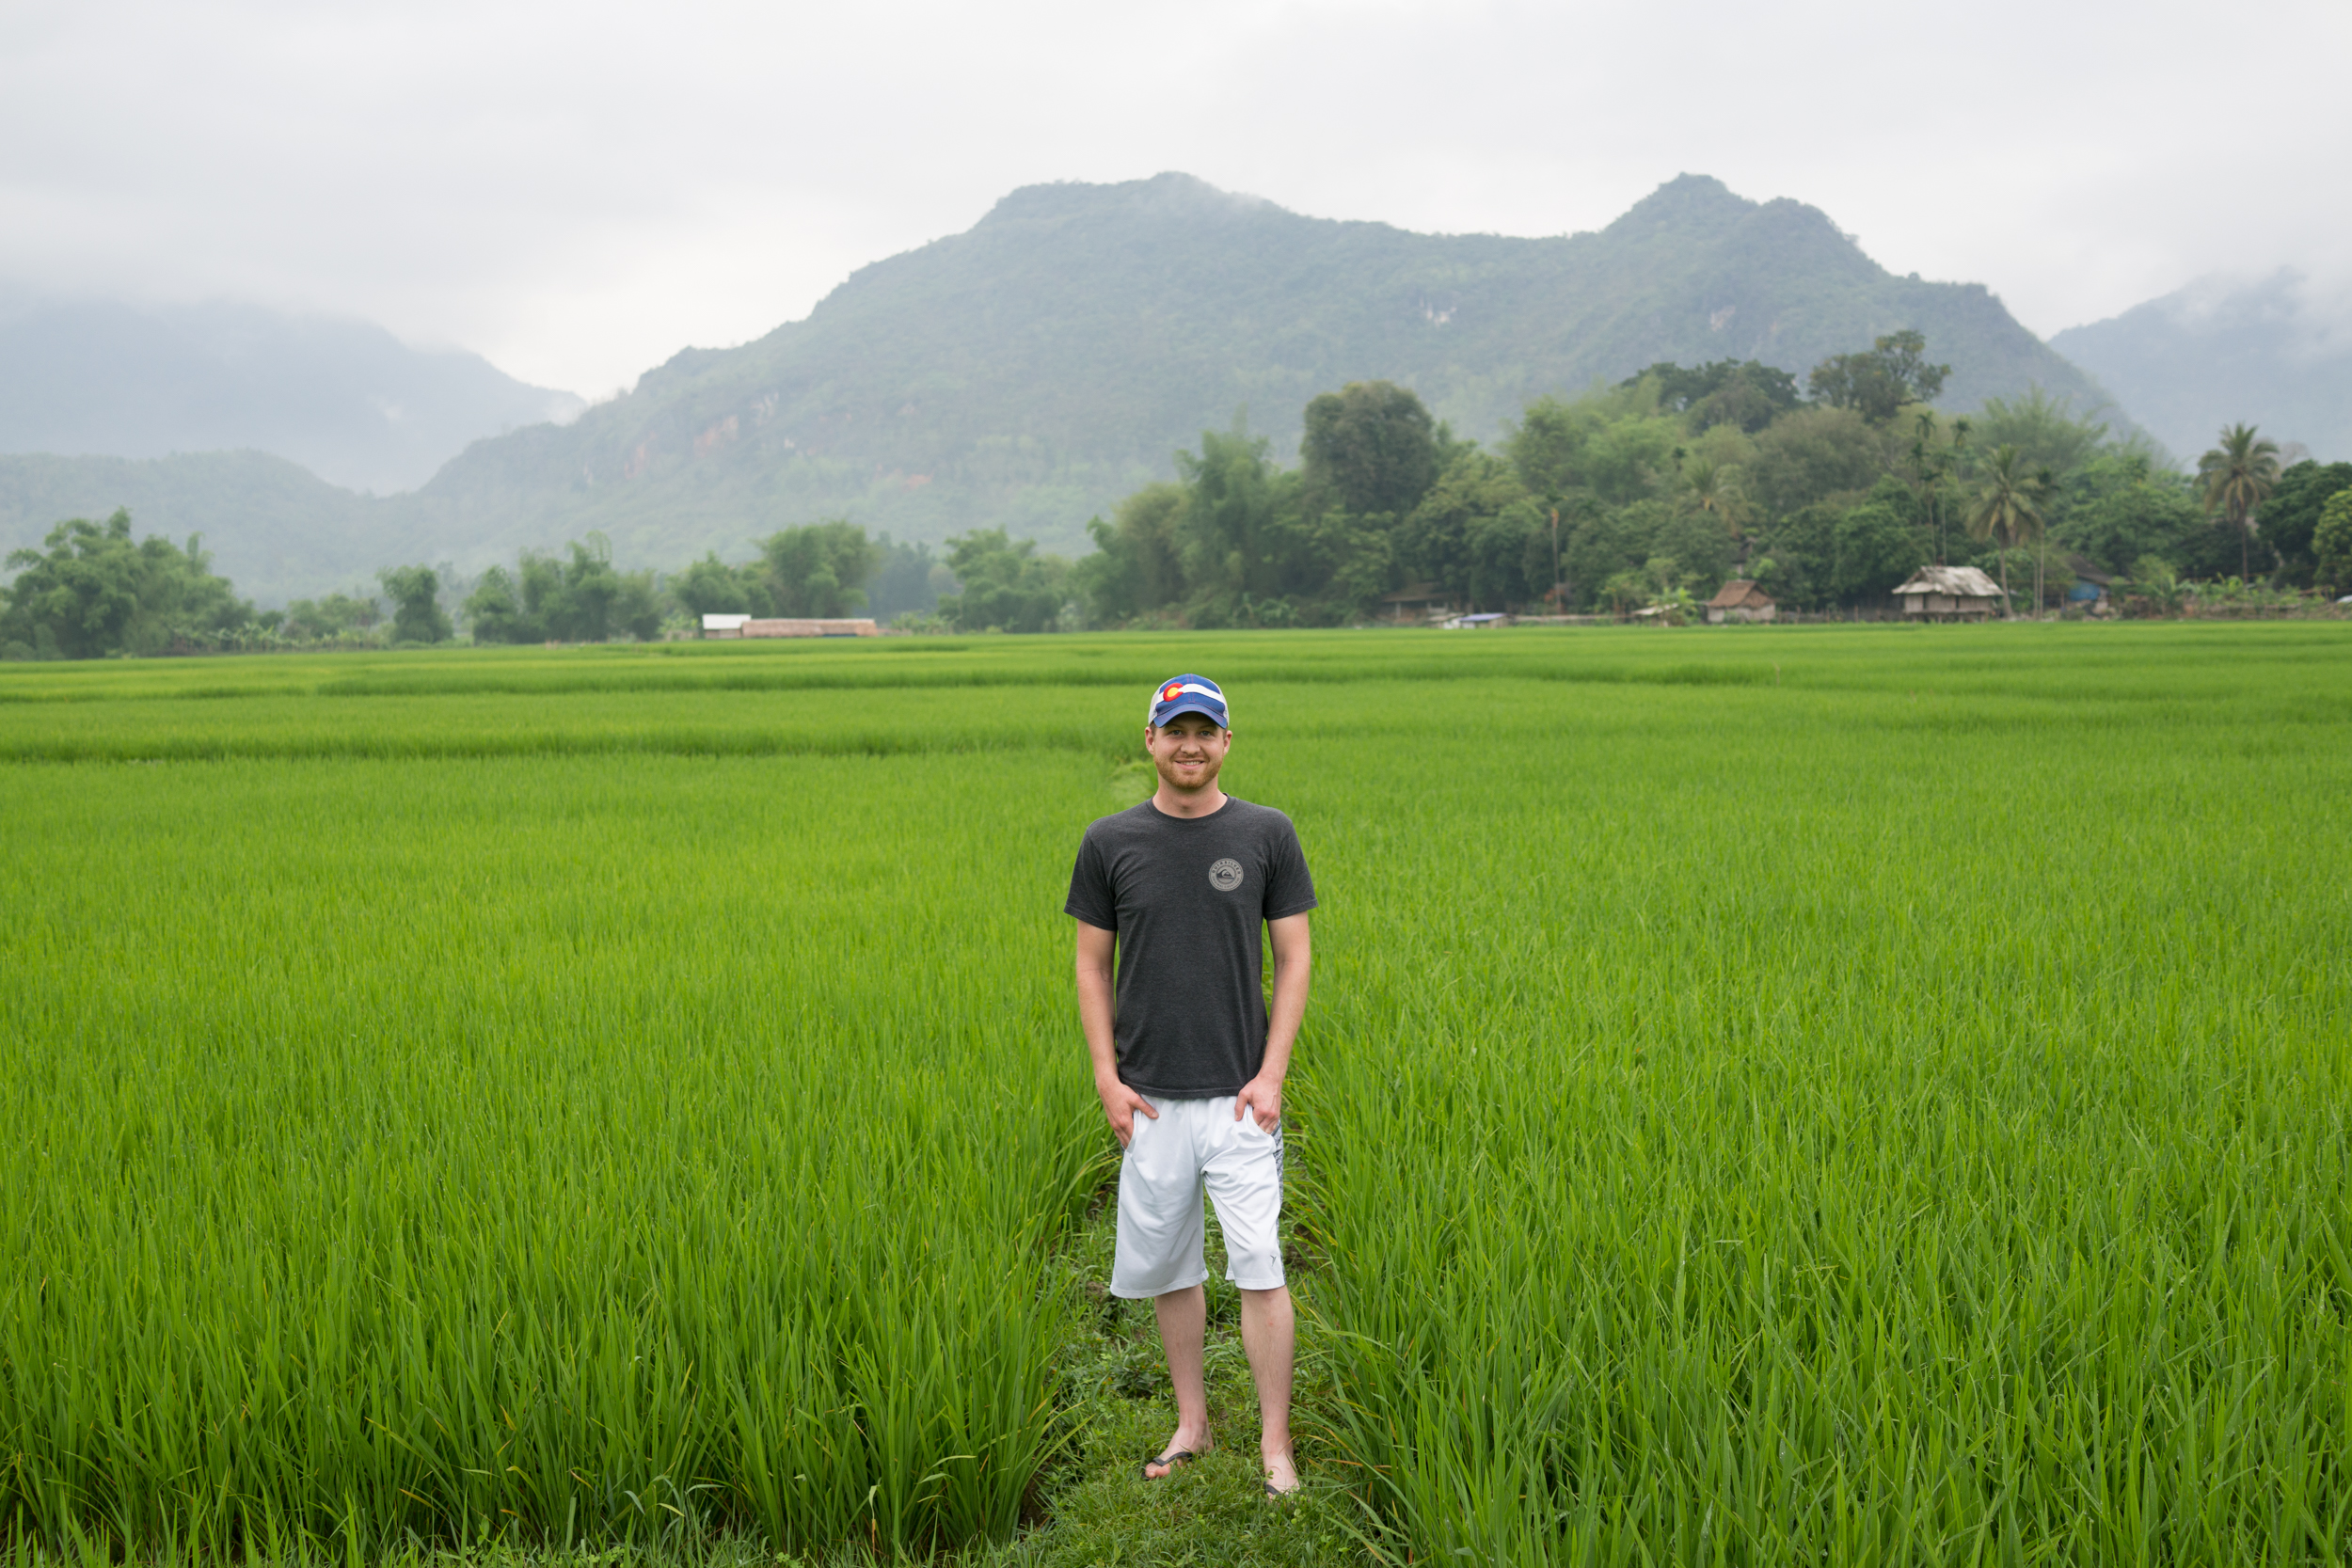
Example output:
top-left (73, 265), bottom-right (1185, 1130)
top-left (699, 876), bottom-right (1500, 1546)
top-left (1225, 1242), bottom-right (1286, 1292)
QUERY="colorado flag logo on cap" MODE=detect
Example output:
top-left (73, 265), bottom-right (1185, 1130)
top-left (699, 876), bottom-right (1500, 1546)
top-left (1148, 673), bottom-right (1230, 729)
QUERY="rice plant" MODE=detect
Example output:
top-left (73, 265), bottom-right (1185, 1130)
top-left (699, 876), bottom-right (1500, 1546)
top-left (2, 621), bottom-right (2345, 1564)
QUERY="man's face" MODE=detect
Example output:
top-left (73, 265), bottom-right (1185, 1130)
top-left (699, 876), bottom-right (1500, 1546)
top-left (1147, 712), bottom-right (1230, 793)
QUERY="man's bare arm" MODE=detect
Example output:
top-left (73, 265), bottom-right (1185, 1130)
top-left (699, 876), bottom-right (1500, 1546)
top-left (1236, 911), bottom-right (1311, 1130)
top-left (1076, 921), bottom-right (1156, 1147)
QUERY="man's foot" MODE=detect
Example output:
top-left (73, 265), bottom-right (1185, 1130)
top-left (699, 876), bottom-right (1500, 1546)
top-left (1143, 1433), bottom-right (1212, 1480)
top-left (1263, 1447), bottom-right (1300, 1496)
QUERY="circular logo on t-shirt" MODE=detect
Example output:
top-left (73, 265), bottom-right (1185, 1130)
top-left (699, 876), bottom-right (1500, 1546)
top-left (1208, 858), bottom-right (1245, 892)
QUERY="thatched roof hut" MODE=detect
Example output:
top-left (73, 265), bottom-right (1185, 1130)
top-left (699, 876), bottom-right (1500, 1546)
top-left (1704, 579), bottom-right (1777, 624)
top-left (1893, 565), bottom-right (2005, 621)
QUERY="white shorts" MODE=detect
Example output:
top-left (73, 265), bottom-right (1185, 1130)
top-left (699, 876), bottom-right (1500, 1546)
top-left (1110, 1093), bottom-right (1286, 1298)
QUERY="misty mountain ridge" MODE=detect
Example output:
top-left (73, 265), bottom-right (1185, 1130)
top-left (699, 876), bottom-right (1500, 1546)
top-left (9, 173), bottom-right (2129, 601)
top-left (2051, 270), bottom-right (2352, 464)
top-left (0, 294), bottom-right (583, 494)
top-left (392, 171), bottom-right (2114, 570)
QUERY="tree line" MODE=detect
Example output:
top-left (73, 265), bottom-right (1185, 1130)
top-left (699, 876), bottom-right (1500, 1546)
top-left (10, 335), bottom-right (2352, 657)
top-left (1057, 335), bottom-right (2352, 628)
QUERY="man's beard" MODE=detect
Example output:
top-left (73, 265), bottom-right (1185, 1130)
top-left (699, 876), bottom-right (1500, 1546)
top-left (1156, 752), bottom-right (1222, 790)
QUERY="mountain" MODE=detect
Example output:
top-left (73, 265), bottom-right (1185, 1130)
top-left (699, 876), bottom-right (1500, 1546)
top-left (0, 451), bottom-right (375, 607)
top-left (3, 174), bottom-right (2125, 600)
top-left (2049, 271), bottom-right (2352, 463)
top-left (393, 172), bottom-right (2120, 571)
top-left (0, 295), bottom-right (583, 494)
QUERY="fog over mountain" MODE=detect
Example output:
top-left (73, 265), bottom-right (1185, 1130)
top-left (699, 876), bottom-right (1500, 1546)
top-left (0, 295), bottom-right (582, 494)
top-left (388, 172), bottom-right (2120, 574)
top-left (2050, 272), bottom-right (2352, 463)
top-left (8, 173), bottom-right (2125, 602)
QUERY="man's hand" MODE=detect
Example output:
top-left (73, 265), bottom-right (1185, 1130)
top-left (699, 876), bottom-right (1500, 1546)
top-left (1234, 1073), bottom-right (1282, 1132)
top-left (1099, 1074), bottom-right (1158, 1148)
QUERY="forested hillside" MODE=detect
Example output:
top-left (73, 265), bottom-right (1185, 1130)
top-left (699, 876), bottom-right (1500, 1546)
top-left (3, 174), bottom-right (2125, 602)
top-left (0, 450), bottom-right (375, 607)
top-left (2051, 271), bottom-right (2352, 464)
top-left (398, 172), bottom-right (2113, 573)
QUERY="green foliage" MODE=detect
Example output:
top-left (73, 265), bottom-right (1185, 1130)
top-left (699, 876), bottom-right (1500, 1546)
top-left (2196, 422), bottom-right (2282, 580)
top-left (0, 449), bottom-right (375, 610)
top-left (377, 564), bottom-right (453, 645)
top-left (0, 507), bottom-right (255, 659)
top-left (1966, 445), bottom-right (2049, 608)
top-left (279, 591), bottom-right (381, 643)
top-left (936, 529), bottom-right (1071, 633)
top-left (866, 534), bottom-right (948, 622)
top-left (1832, 482), bottom-right (1935, 604)
top-left (757, 520), bottom-right (882, 618)
top-left (1746, 404), bottom-right (1891, 519)
top-left (2251, 458), bottom-right (2352, 586)
top-left (1506, 384), bottom-right (1682, 510)
top-left (2314, 489), bottom-right (2352, 594)
top-left (1649, 492), bottom-right (1741, 593)
top-left (2044, 451), bottom-right (2208, 578)
top-left (1073, 484), bottom-right (1188, 626)
top-left (3, 180), bottom-right (2130, 606)
top-left (1806, 329), bottom-right (1951, 423)
top-left (1170, 426), bottom-right (1298, 626)
top-left (1676, 456), bottom-right (1755, 548)
top-left (313, 174), bottom-right (2108, 582)
top-left (670, 551), bottom-right (772, 618)
top-left (1620, 357), bottom-right (1802, 432)
top-left (1970, 386), bottom-right (2107, 480)
top-left (465, 535), bottom-right (661, 643)
top-left (1398, 451), bottom-right (1544, 612)
top-left (1298, 380), bottom-right (1440, 518)
top-left (667, 524), bottom-right (902, 624)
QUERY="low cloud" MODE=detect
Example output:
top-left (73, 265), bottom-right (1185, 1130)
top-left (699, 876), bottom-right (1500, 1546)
top-left (4, 0), bottom-right (2349, 389)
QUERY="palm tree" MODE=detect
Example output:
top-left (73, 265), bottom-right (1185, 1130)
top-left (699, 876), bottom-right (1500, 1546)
top-left (2032, 464), bottom-right (2058, 616)
top-left (2196, 423), bottom-right (2280, 580)
top-left (1965, 444), bottom-right (2045, 617)
top-left (1907, 412), bottom-right (1970, 563)
top-left (1679, 459), bottom-right (1755, 564)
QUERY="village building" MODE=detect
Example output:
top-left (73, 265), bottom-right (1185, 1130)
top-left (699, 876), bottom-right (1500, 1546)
top-left (741, 617), bottom-right (880, 638)
top-left (1704, 579), bottom-right (1777, 624)
top-left (1892, 564), bottom-right (2007, 622)
top-left (699, 613), bottom-right (879, 638)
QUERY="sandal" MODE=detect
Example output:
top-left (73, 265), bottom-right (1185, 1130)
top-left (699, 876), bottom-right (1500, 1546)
top-left (1141, 1449), bottom-right (1199, 1480)
top-left (1264, 1478), bottom-right (1301, 1500)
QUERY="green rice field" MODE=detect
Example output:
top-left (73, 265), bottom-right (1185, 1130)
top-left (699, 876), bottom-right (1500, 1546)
top-left (3, 624), bottom-right (2347, 1566)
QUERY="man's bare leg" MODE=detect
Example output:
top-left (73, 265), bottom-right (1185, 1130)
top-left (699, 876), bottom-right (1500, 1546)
top-left (1239, 1284), bottom-right (1297, 1491)
top-left (1146, 1284), bottom-right (1213, 1477)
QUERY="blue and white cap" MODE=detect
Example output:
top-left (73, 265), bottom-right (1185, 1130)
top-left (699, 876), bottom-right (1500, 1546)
top-left (1149, 673), bottom-right (1230, 730)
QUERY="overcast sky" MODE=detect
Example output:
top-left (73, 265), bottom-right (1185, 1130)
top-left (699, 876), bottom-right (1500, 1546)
top-left (5, 0), bottom-right (2347, 397)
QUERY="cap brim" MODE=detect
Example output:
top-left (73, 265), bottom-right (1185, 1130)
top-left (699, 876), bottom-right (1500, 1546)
top-left (1152, 700), bottom-right (1229, 728)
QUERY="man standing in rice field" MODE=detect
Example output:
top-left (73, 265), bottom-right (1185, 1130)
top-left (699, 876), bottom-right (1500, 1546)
top-left (1066, 673), bottom-right (1316, 1499)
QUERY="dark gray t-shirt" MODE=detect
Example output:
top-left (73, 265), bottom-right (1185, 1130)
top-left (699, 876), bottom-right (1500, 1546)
top-left (1065, 796), bottom-right (1318, 1098)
